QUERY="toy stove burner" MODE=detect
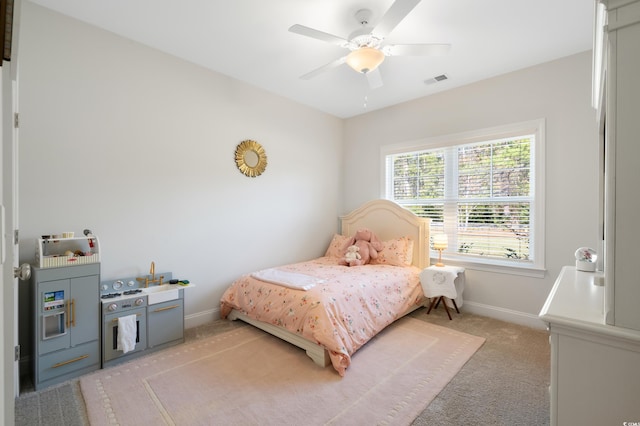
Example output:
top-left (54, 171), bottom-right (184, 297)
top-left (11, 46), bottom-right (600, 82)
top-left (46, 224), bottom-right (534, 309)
top-left (123, 289), bottom-right (143, 295)
top-left (101, 292), bottom-right (122, 299)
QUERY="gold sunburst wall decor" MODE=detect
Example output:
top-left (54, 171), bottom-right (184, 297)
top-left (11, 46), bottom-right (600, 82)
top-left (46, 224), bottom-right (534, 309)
top-left (235, 139), bottom-right (267, 178)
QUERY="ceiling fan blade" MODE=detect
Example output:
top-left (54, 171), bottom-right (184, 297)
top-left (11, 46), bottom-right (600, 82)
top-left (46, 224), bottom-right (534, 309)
top-left (289, 24), bottom-right (349, 47)
top-left (372, 0), bottom-right (422, 39)
top-left (384, 43), bottom-right (451, 56)
top-left (300, 56), bottom-right (347, 80)
top-left (366, 68), bottom-right (383, 90)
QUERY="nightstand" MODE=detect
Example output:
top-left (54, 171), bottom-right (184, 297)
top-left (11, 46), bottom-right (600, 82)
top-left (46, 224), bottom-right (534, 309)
top-left (419, 265), bottom-right (465, 320)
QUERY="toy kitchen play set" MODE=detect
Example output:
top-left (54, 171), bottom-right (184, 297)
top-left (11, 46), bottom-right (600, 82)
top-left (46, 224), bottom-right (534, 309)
top-left (31, 231), bottom-right (193, 390)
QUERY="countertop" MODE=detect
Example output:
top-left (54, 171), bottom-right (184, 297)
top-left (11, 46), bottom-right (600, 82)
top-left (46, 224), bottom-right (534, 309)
top-left (539, 266), bottom-right (640, 343)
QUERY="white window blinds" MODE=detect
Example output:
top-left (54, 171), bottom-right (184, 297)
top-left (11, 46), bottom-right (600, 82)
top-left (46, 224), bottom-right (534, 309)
top-left (385, 127), bottom-right (540, 270)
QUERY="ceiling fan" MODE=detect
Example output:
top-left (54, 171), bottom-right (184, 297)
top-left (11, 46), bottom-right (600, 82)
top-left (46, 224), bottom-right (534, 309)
top-left (288, 0), bottom-right (451, 89)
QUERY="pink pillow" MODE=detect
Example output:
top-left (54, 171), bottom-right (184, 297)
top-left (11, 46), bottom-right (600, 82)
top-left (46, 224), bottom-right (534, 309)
top-left (325, 234), bottom-right (350, 258)
top-left (370, 237), bottom-right (414, 267)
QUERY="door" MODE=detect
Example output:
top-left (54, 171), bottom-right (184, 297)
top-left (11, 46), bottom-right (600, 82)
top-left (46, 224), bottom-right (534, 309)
top-left (70, 274), bottom-right (99, 346)
top-left (148, 300), bottom-right (184, 348)
top-left (2, 2), bottom-right (22, 422)
top-left (103, 308), bottom-right (147, 362)
top-left (1, 57), bottom-right (20, 423)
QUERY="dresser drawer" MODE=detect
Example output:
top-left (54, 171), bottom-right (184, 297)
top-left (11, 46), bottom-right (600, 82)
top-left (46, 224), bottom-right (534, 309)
top-left (37, 340), bottom-right (100, 383)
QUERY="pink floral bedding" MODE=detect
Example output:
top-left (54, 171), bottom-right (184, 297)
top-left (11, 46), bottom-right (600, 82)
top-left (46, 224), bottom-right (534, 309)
top-left (220, 256), bottom-right (425, 376)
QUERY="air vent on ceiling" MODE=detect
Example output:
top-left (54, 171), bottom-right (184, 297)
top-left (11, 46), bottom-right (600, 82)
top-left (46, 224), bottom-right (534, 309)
top-left (424, 74), bottom-right (449, 85)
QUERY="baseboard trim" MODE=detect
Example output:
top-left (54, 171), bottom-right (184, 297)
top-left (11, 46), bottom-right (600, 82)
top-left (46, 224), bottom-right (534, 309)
top-left (184, 308), bottom-right (219, 329)
top-left (461, 301), bottom-right (547, 330)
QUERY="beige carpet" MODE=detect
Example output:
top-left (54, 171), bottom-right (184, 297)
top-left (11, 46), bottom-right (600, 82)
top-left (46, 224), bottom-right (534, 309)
top-left (80, 316), bottom-right (484, 425)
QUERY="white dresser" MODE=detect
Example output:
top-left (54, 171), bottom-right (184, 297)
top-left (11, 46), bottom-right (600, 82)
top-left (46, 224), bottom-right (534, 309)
top-left (539, 267), bottom-right (640, 425)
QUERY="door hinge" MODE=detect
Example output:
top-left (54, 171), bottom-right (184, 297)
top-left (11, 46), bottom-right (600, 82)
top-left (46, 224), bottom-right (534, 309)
top-left (14, 345), bottom-right (20, 362)
top-left (14, 113), bottom-right (18, 128)
top-left (14, 229), bottom-right (19, 245)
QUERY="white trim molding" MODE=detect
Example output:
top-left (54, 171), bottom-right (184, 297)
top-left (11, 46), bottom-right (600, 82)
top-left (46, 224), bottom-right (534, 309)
top-left (461, 301), bottom-right (548, 330)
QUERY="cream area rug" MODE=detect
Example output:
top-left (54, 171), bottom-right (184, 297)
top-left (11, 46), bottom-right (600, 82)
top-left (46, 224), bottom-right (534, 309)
top-left (80, 317), bottom-right (485, 426)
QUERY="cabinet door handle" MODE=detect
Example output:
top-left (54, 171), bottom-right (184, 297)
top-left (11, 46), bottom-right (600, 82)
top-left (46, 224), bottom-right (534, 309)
top-left (111, 313), bottom-right (142, 323)
top-left (71, 298), bottom-right (76, 327)
top-left (52, 354), bottom-right (89, 368)
top-left (65, 300), bottom-right (70, 329)
top-left (152, 304), bottom-right (180, 313)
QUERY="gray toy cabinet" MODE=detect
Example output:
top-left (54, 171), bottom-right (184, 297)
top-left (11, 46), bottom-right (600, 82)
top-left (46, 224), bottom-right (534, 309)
top-left (147, 298), bottom-right (184, 349)
top-left (32, 263), bottom-right (100, 390)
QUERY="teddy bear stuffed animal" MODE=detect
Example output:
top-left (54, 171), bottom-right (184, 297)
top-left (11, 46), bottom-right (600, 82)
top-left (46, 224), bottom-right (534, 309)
top-left (344, 245), bottom-right (362, 266)
top-left (343, 228), bottom-right (383, 266)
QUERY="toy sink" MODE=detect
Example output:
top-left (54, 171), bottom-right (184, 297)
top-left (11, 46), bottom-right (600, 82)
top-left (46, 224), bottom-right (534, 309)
top-left (143, 284), bottom-right (179, 305)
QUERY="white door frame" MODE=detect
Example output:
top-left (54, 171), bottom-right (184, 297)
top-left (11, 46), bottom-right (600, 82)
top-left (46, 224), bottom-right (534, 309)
top-left (0, 63), bottom-right (9, 426)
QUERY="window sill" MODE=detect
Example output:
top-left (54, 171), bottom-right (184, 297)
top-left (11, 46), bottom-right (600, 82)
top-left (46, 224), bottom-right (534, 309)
top-left (430, 256), bottom-right (546, 278)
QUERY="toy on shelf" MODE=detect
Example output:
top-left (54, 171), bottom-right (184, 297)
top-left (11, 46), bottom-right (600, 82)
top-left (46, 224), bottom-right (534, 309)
top-left (575, 247), bottom-right (597, 272)
top-left (36, 233), bottom-right (100, 269)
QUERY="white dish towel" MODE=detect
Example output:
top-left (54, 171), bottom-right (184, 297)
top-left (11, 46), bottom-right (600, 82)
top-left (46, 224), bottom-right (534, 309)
top-left (117, 314), bottom-right (137, 354)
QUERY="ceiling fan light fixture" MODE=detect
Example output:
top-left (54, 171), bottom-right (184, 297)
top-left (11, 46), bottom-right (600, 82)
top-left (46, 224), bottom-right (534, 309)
top-left (346, 47), bottom-right (385, 74)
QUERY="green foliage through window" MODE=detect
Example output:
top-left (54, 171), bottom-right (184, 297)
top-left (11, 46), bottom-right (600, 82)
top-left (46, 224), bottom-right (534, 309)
top-left (388, 136), bottom-right (534, 263)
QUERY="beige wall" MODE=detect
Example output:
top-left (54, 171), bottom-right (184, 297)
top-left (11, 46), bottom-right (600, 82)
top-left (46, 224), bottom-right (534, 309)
top-left (344, 51), bottom-right (599, 326)
top-left (17, 3), bottom-right (344, 331)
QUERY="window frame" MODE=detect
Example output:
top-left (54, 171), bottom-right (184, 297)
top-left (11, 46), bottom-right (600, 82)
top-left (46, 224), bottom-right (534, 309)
top-left (380, 119), bottom-right (546, 278)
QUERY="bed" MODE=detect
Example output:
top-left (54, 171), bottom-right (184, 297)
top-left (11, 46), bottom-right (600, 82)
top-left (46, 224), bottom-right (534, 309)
top-left (220, 199), bottom-right (431, 376)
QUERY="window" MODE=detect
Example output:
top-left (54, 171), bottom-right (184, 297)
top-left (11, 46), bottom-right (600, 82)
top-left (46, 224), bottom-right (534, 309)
top-left (382, 120), bottom-right (545, 276)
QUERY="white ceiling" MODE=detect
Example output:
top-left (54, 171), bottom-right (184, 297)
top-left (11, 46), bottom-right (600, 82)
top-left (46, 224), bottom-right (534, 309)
top-left (28, 0), bottom-right (595, 118)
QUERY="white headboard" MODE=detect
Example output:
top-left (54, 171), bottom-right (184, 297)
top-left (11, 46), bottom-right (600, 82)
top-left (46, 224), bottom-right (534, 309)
top-left (340, 199), bottom-right (430, 269)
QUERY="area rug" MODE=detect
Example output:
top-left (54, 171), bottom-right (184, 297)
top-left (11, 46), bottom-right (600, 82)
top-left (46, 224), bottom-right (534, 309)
top-left (80, 317), bottom-right (485, 425)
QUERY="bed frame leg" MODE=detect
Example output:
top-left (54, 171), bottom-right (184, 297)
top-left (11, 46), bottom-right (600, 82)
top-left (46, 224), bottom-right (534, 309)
top-left (306, 347), bottom-right (331, 367)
